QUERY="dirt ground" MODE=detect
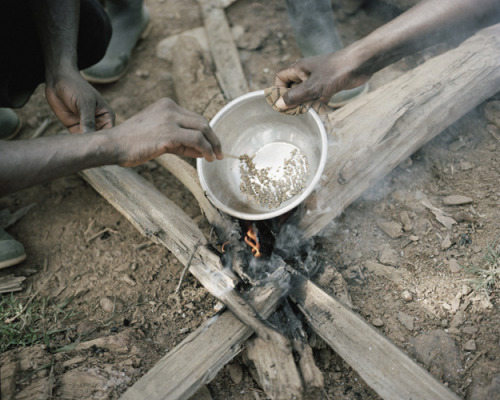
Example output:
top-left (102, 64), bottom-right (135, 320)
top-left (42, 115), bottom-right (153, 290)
top-left (1, 0), bottom-right (500, 399)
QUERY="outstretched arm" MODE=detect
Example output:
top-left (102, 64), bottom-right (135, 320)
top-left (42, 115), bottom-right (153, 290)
top-left (0, 99), bottom-right (223, 196)
top-left (30, 0), bottom-right (115, 132)
top-left (274, 0), bottom-right (500, 108)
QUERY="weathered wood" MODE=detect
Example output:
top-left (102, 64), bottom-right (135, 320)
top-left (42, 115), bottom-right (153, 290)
top-left (246, 336), bottom-right (304, 400)
top-left (84, 163), bottom-right (460, 400)
top-left (197, 0), bottom-right (249, 101)
top-left (155, 154), bottom-right (228, 233)
top-left (171, 35), bottom-right (226, 121)
top-left (289, 270), bottom-right (460, 400)
top-left (121, 266), bottom-right (291, 400)
top-left (300, 23), bottom-right (500, 237)
top-left (0, 275), bottom-right (26, 293)
top-left (80, 166), bottom-right (288, 347)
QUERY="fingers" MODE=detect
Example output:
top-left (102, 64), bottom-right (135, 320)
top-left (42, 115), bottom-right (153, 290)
top-left (169, 127), bottom-right (221, 161)
top-left (274, 61), bottom-right (310, 88)
top-left (174, 107), bottom-right (223, 161)
top-left (78, 100), bottom-right (98, 134)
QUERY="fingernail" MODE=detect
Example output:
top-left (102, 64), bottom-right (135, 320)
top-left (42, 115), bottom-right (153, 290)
top-left (276, 98), bottom-right (286, 109)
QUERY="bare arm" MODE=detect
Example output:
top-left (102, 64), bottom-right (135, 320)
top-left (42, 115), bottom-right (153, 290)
top-left (29, 0), bottom-right (114, 132)
top-left (275, 0), bottom-right (500, 107)
top-left (0, 99), bottom-right (223, 196)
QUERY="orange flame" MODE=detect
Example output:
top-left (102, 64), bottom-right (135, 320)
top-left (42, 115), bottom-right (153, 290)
top-left (244, 226), bottom-right (261, 258)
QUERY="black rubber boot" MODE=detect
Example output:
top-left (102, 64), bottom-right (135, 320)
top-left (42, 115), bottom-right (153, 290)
top-left (0, 108), bottom-right (22, 140)
top-left (82, 0), bottom-right (150, 84)
top-left (284, 0), bottom-right (368, 107)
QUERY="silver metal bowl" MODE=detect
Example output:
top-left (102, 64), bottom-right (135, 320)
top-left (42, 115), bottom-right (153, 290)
top-left (197, 90), bottom-right (327, 220)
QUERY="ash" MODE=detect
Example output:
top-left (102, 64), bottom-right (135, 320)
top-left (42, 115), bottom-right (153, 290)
top-left (239, 149), bottom-right (310, 209)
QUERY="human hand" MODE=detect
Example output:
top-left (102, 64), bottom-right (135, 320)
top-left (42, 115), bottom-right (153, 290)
top-left (109, 98), bottom-right (223, 167)
top-left (45, 69), bottom-right (115, 133)
top-left (273, 50), bottom-right (370, 110)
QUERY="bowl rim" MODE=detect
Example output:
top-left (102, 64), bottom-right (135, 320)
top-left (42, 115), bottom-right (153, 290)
top-left (197, 89), bottom-right (328, 221)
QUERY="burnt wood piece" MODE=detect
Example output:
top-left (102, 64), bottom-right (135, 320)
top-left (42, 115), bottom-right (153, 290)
top-left (121, 264), bottom-right (291, 400)
top-left (300, 23), bottom-right (500, 237)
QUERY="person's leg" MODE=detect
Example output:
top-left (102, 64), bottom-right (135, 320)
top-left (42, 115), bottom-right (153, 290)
top-left (0, 0), bottom-right (111, 109)
top-left (82, 0), bottom-right (150, 84)
top-left (0, 109), bottom-right (22, 140)
top-left (284, 0), bottom-right (368, 107)
top-left (0, 229), bottom-right (26, 270)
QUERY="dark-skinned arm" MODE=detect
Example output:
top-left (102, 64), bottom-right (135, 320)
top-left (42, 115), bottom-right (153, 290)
top-left (0, 99), bottom-right (222, 196)
top-left (29, 0), bottom-right (114, 132)
top-left (275, 0), bottom-right (500, 108)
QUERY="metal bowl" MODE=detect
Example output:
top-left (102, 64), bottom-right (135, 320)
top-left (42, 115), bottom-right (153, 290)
top-left (197, 90), bottom-right (327, 220)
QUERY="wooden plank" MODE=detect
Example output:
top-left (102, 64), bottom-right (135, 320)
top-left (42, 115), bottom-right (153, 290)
top-left (121, 266), bottom-right (290, 400)
top-left (290, 271), bottom-right (461, 400)
top-left (300, 23), bottom-right (500, 237)
top-left (197, 0), bottom-right (249, 101)
top-left (81, 165), bottom-right (289, 344)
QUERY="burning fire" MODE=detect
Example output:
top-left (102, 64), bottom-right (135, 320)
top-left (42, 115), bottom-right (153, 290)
top-left (244, 225), bottom-right (261, 258)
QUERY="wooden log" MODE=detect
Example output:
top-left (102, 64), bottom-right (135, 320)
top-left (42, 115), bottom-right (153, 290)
top-left (300, 23), bottom-right (500, 237)
top-left (120, 265), bottom-right (291, 400)
top-left (85, 163), bottom-right (460, 400)
top-left (197, 0), bottom-right (249, 101)
top-left (289, 270), bottom-right (460, 400)
top-left (246, 336), bottom-right (304, 400)
top-left (171, 36), bottom-right (226, 121)
top-left (155, 154), bottom-right (228, 234)
top-left (80, 166), bottom-right (288, 348)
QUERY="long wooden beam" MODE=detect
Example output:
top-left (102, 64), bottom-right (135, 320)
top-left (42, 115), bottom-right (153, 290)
top-left (300, 23), bottom-right (500, 237)
top-left (78, 159), bottom-right (459, 400)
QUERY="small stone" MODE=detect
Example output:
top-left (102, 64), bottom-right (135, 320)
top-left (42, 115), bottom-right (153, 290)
top-left (121, 274), bottom-right (136, 286)
top-left (227, 363), bottom-right (243, 384)
top-left (449, 138), bottom-right (466, 152)
top-left (377, 220), bottom-right (404, 238)
top-left (463, 339), bottom-right (477, 351)
top-left (397, 312), bottom-right (414, 331)
top-left (483, 100), bottom-right (500, 128)
top-left (379, 247), bottom-right (398, 266)
top-left (135, 69), bottom-right (150, 79)
top-left (450, 296), bottom-right (461, 313)
top-left (447, 327), bottom-right (461, 336)
top-left (409, 330), bottom-right (463, 387)
top-left (372, 318), bottom-right (384, 327)
top-left (410, 235), bottom-right (419, 242)
top-left (441, 319), bottom-right (449, 328)
top-left (401, 290), bottom-right (413, 302)
top-left (450, 310), bottom-right (466, 328)
top-left (461, 284), bottom-right (472, 296)
top-left (99, 297), bottom-right (114, 313)
top-left (441, 234), bottom-right (452, 250)
top-left (400, 211), bottom-right (413, 232)
top-left (442, 195), bottom-right (473, 206)
top-left (447, 259), bottom-right (462, 273)
top-left (462, 326), bottom-right (478, 335)
top-left (460, 161), bottom-right (474, 171)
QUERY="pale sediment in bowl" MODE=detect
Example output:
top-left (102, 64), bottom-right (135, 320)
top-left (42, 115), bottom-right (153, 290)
top-left (197, 90), bottom-right (327, 221)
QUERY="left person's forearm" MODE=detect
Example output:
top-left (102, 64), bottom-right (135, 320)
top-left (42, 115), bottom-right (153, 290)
top-left (29, 0), bottom-right (80, 85)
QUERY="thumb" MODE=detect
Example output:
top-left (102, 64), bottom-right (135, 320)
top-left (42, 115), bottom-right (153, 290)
top-left (282, 83), bottom-right (313, 107)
